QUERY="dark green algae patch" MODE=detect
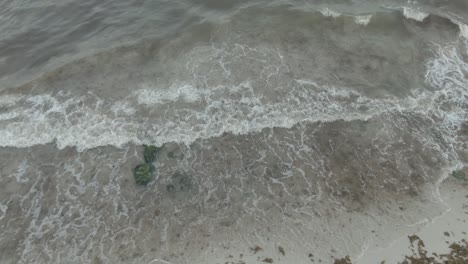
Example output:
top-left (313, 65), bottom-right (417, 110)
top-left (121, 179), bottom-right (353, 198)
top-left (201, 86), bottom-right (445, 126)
top-left (451, 170), bottom-right (466, 182)
top-left (134, 163), bottom-right (155, 186)
top-left (144, 145), bottom-right (161, 163)
top-left (133, 145), bottom-right (161, 186)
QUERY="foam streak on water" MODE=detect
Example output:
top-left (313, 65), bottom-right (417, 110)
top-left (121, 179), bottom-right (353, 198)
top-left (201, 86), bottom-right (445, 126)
top-left (354, 15), bottom-right (373, 25)
top-left (402, 7), bottom-right (429, 21)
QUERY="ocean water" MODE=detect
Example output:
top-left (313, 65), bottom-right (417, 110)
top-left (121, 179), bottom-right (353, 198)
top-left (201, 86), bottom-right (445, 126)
top-left (0, 0), bottom-right (467, 263)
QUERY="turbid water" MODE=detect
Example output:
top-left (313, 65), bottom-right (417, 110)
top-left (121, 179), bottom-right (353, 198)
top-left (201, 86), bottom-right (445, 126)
top-left (0, 0), bottom-right (467, 263)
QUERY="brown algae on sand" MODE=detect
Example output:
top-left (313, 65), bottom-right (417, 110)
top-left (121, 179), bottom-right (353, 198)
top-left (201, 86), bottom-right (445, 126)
top-left (250, 245), bottom-right (263, 254)
top-left (278, 246), bottom-right (285, 256)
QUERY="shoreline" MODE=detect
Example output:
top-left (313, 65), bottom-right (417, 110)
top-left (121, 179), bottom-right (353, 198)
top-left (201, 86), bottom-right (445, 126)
top-left (356, 176), bottom-right (467, 263)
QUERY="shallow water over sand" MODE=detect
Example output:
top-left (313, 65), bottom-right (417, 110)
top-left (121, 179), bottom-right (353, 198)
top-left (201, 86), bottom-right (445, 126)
top-left (0, 1), bottom-right (467, 263)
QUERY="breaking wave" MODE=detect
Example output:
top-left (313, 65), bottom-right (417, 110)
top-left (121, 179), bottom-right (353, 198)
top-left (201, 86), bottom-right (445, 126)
top-left (0, 7), bottom-right (466, 152)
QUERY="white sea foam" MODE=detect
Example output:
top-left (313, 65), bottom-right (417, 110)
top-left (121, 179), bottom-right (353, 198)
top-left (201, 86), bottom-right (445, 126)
top-left (0, 202), bottom-right (7, 221)
top-left (0, 93), bottom-right (141, 151)
top-left (319, 8), bottom-right (341, 18)
top-left (0, 38), bottom-right (466, 152)
top-left (354, 15), bottom-right (372, 26)
top-left (11, 160), bottom-right (29, 183)
top-left (135, 83), bottom-right (203, 105)
top-left (403, 7), bottom-right (429, 22)
top-left (446, 17), bottom-right (468, 40)
top-left (458, 23), bottom-right (468, 39)
top-left (425, 43), bottom-right (468, 130)
top-left (110, 101), bottom-right (136, 116)
top-left (0, 79), bottom-right (454, 151)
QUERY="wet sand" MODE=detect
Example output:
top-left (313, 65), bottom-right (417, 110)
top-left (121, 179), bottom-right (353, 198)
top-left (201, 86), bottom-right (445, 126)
top-left (358, 177), bottom-right (467, 263)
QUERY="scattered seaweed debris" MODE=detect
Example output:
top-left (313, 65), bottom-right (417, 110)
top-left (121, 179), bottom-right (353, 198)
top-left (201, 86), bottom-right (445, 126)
top-left (278, 246), bottom-right (285, 256)
top-left (133, 163), bottom-right (155, 186)
top-left (443, 239), bottom-right (468, 261)
top-left (262, 258), bottom-right (274, 263)
top-left (408, 235), bottom-right (420, 244)
top-left (402, 236), bottom-right (468, 263)
top-left (144, 145), bottom-right (162, 163)
top-left (250, 245), bottom-right (263, 254)
top-left (403, 235), bottom-right (436, 263)
top-left (333, 256), bottom-right (352, 264)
